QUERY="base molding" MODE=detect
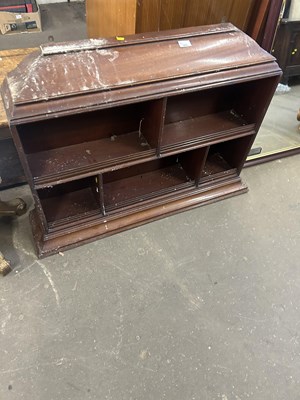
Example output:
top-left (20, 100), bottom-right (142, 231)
top-left (30, 179), bottom-right (248, 258)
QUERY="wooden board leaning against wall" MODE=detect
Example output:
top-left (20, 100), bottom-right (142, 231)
top-left (86, 0), bottom-right (257, 38)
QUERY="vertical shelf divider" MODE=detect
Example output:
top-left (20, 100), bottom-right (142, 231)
top-left (141, 98), bottom-right (167, 157)
top-left (96, 174), bottom-right (106, 216)
top-left (180, 146), bottom-right (210, 187)
top-left (195, 147), bottom-right (210, 187)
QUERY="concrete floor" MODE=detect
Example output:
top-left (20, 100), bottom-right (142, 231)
top-left (0, 156), bottom-right (300, 400)
top-left (0, 3), bottom-right (87, 50)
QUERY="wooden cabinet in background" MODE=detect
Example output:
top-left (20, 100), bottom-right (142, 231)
top-left (87, 0), bottom-right (256, 38)
top-left (86, 0), bottom-right (137, 38)
top-left (136, 0), bottom-right (255, 33)
top-left (273, 19), bottom-right (300, 84)
top-left (1, 24), bottom-right (281, 257)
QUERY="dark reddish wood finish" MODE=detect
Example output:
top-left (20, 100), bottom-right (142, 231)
top-left (247, 0), bottom-right (271, 42)
top-left (261, 0), bottom-right (284, 52)
top-left (1, 24), bottom-right (281, 257)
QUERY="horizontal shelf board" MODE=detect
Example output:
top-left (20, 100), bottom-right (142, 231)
top-left (200, 169), bottom-right (237, 185)
top-left (27, 132), bottom-right (153, 186)
top-left (104, 164), bottom-right (192, 209)
top-left (161, 110), bottom-right (252, 148)
top-left (106, 182), bottom-right (194, 212)
top-left (40, 187), bottom-right (101, 225)
top-left (47, 209), bottom-right (103, 232)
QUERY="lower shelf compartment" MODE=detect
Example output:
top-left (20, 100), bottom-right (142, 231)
top-left (38, 177), bottom-right (101, 227)
top-left (201, 153), bottom-right (236, 179)
top-left (103, 158), bottom-right (193, 210)
top-left (31, 178), bottom-right (248, 258)
top-left (200, 135), bottom-right (255, 181)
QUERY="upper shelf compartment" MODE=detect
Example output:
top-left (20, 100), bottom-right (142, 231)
top-left (160, 77), bottom-right (277, 154)
top-left (19, 99), bottom-right (163, 186)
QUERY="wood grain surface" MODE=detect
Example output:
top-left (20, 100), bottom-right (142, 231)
top-left (136, 0), bottom-right (256, 33)
top-left (4, 25), bottom-right (275, 108)
top-left (136, 0), bottom-right (161, 33)
top-left (86, 0), bottom-right (137, 38)
top-left (87, 0), bottom-right (257, 38)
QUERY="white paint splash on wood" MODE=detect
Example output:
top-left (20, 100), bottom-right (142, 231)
top-left (41, 38), bottom-right (108, 55)
top-left (96, 49), bottom-right (119, 62)
top-left (7, 48), bottom-right (111, 101)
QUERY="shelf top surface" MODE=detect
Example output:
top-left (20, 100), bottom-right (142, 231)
top-left (1, 23), bottom-right (281, 121)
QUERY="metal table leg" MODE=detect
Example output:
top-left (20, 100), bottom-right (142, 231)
top-left (0, 197), bottom-right (27, 276)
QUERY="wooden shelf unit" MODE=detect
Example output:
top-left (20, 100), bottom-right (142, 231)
top-left (1, 23), bottom-right (281, 257)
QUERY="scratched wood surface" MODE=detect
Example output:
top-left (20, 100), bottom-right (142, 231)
top-left (4, 25), bottom-right (275, 108)
top-left (0, 48), bottom-right (36, 128)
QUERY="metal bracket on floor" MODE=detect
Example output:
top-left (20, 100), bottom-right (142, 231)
top-left (248, 147), bottom-right (262, 157)
top-left (0, 252), bottom-right (11, 276)
top-left (0, 198), bottom-right (27, 217)
top-left (0, 197), bottom-right (27, 276)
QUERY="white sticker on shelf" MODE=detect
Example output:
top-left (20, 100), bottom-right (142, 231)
top-left (178, 40), bottom-right (192, 48)
top-left (15, 14), bottom-right (22, 19)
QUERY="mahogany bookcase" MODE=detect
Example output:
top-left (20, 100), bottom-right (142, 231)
top-left (1, 23), bottom-right (281, 257)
